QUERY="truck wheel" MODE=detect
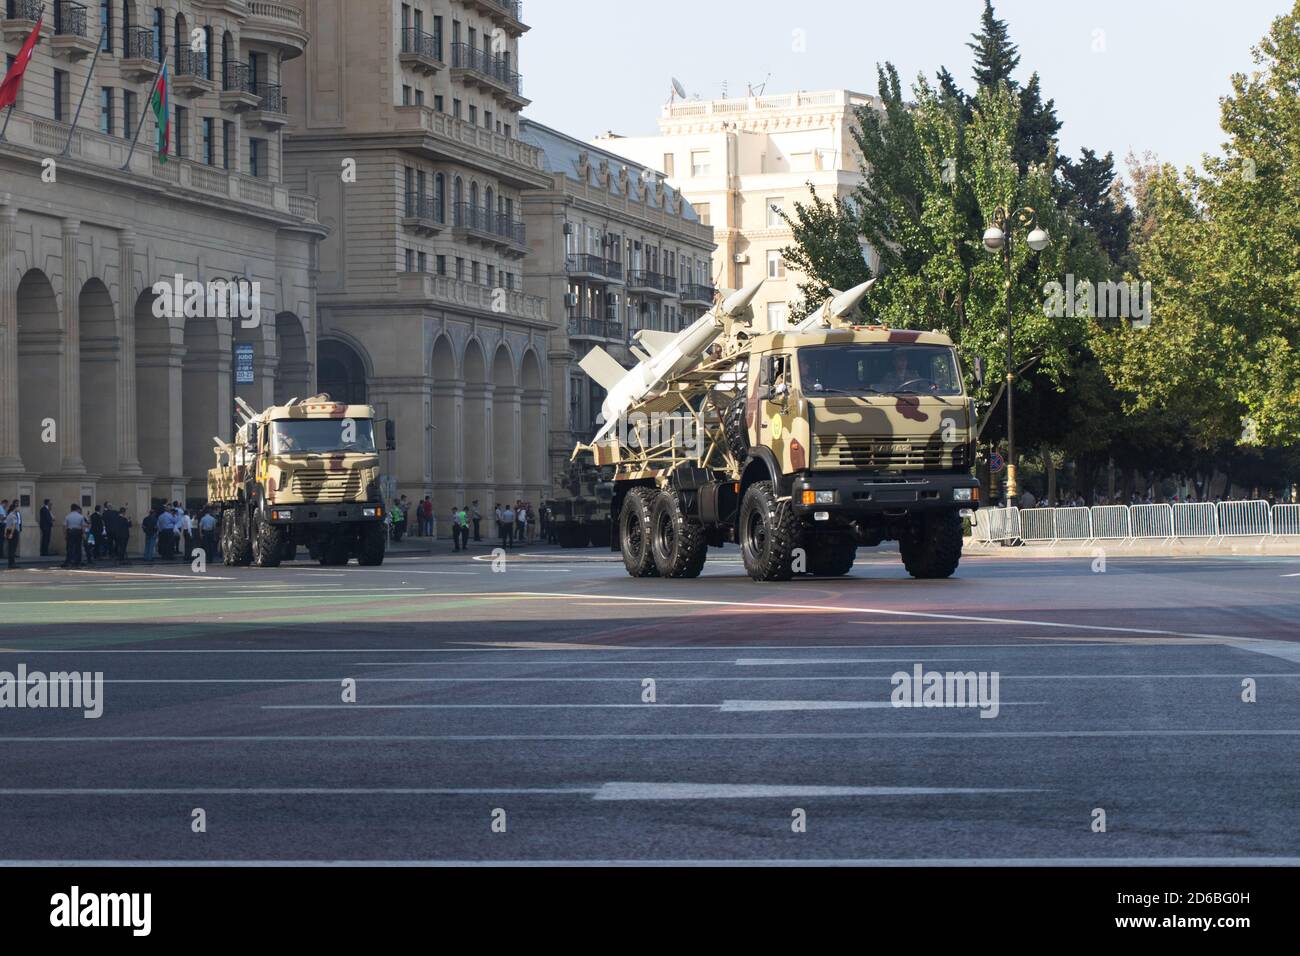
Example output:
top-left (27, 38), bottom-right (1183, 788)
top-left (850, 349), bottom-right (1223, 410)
top-left (650, 491), bottom-right (707, 579)
top-left (807, 537), bottom-right (857, 576)
top-left (251, 513), bottom-right (284, 568)
top-left (223, 509), bottom-right (252, 567)
top-left (899, 510), bottom-right (964, 579)
top-left (618, 488), bottom-right (660, 578)
top-left (588, 520), bottom-right (610, 549)
top-left (739, 480), bottom-right (797, 581)
top-left (358, 523), bottom-right (386, 566)
top-left (723, 390), bottom-right (750, 461)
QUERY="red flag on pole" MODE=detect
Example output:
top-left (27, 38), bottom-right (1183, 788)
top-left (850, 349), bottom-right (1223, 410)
top-left (0, 14), bottom-right (43, 110)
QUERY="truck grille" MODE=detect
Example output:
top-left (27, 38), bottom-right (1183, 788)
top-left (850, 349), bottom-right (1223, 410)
top-left (288, 469), bottom-right (363, 502)
top-left (814, 435), bottom-right (967, 470)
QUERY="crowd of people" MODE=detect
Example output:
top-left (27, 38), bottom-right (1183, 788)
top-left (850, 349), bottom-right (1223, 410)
top-left (384, 496), bottom-right (542, 551)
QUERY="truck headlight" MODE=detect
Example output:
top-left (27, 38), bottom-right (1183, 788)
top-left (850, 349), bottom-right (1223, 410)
top-left (953, 488), bottom-right (973, 501)
top-left (270, 509), bottom-right (294, 520)
top-left (801, 490), bottom-right (836, 505)
top-left (362, 507), bottom-right (379, 517)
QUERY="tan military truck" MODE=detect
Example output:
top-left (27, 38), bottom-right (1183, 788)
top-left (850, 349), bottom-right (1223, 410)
top-left (207, 394), bottom-right (390, 567)
top-left (574, 283), bottom-right (981, 581)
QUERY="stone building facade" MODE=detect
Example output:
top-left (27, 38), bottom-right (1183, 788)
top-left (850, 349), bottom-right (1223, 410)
top-left (0, 0), bottom-right (322, 556)
top-left (283, 0), bottom-right (554, 525)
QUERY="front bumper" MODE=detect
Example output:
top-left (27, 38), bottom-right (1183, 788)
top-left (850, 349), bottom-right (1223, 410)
top-left (790, 472), bottom-right (980, 514)
top-left (262, 502), bottom-right (386, 525)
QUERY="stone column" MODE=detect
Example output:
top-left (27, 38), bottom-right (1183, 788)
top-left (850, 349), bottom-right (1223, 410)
top-left (180, 324), bottom-right (233, 501)
top-left (59, 218), bottom-right (84, 473)
top-left (116, 228), bottom-right (142, 475)
top-left (0, 203), bottom-right (20, 473)
top-left (430, 380), bottom-right (464, 527)
top-left (493, 384), bottom-right (522, 500)
top-left (521, 387), bottom-right (546, 493)
top-left (462, 381), bottom-right (492, 518)
top-left (366, 376), bottom-right (432, 504)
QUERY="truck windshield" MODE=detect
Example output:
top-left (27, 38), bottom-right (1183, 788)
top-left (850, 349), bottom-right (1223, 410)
top-left (270, 419), bottom-right (376, 454)
top-left (798, 344), bottom-right (963, 396)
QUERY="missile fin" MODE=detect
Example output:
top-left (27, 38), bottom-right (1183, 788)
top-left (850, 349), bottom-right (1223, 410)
top-left (578, 347), bottom-right (629, 391)
top-left (632, 329), bottom-right (677, 356)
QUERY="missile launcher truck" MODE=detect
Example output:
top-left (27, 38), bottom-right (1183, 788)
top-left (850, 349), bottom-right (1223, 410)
top-left (543, 453), bottom-right (614, 548)
top-left (207, 394), bottom-right (390, 567)
top-left (572, 280), bottom-right (982, 582)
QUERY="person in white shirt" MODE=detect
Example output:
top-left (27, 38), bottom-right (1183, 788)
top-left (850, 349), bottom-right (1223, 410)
top-left (4, 503), bottom-right (21, 568)
top-left (62, 505), bottom-right (86, 568)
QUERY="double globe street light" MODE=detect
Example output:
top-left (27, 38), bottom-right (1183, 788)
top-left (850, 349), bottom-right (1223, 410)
top-left (982, 207), bottom-right (1050, 508)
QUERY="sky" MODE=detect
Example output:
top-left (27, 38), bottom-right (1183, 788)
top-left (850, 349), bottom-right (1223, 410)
top-left (523, 0), bottom-right (1287, 177)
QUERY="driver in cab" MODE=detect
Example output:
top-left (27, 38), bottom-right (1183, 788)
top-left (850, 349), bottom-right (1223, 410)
top-left (877, 351), bottom-right (926, 392)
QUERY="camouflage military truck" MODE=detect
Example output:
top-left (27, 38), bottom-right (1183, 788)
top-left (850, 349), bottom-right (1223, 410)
top-left (575, 285), bottom-right (981, 581)
top-left (207, 394), bottom-right (390, 567)
top-left (543, 454), bottom-right (614, 548)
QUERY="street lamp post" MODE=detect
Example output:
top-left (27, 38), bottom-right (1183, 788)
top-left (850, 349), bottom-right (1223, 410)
top-left (982, 207), bottom-right (1049, 508)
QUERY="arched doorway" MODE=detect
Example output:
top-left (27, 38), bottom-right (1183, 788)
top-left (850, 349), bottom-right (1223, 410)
top-left (78, 279), bottom-right (120, 478)
top-left (274, 312), bottom-right (311, 404)
top-left (316, 338), bottom-right (367, 405)
top-left (16, 270), bottom-right (63, 476)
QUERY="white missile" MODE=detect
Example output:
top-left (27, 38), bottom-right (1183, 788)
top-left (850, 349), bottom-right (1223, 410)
top-left (581, 278), bottom-right (765, 442)
top-left (790, 278), bottom-right (876, 332)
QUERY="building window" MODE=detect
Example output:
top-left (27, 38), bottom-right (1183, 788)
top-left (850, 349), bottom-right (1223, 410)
top-left (766, 197), bottom-right (785, 228)
top-left (203, 27), bottom-right (214, 78)
top-left (202, 117), bottom-right (215, 165)
top-left (404, 248), bottom-right (415, 272)
top-left (99, 88), bottom-right (114, 135)
top-left (436, 255), bottom-right (446, 276)
top-left (53, 70), bottom-right (69, 122)
top-left (663, 153), bottom-right (674, 176)
top-left (100, 1), bottom-right (112, 53)
top-left (486, 265), bottom-right (494, 287)
top-left (766, 250), bottom-right (785, 279)
top-left (417, 251), bottom-right (427, 273)
top-left (151, 7), bottom-right (164, 61)
top-left (484, 109), bottom-right (492, 129)
top-left (249, 137), bottom-right (265, 177)
top-left (434, 94), bottom-right (444, 113)
top-left (471, 261), bottom-right (480, 284)
top-left (766, 303), bottom-right (788, 327)
top-left (694, 202), bottom-right (710, 226)
top-left (222, 120), bottom-right (234, 169)
top-left (452, 99), bottom-right (461, 119)
top-left (414, 88), bottom-right (424, 106)
top-left (455, 257), bottom-right (464, 280)
top-left (504, 124), bottom-right (511, 139)
top-left (402, 85), bottom-right (412, 105)
top-left (468, 104), bottom-right (476, 125)
top-left (122, 90), bottom-right (136, 137)
top-left (690, 150), bottom-right (710, 176)
top-left (504, 272), bottom-right (513, 291)
top-left (174, 105), bottom-right (187, 158)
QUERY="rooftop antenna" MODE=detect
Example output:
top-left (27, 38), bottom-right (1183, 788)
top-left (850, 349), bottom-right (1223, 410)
top-left (747, 73), bottom-right (771, 97)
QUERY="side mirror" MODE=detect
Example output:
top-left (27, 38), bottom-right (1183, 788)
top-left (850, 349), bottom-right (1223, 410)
top-left (973, 356), bottom-right (986, 387)
top-left (385, 420), bottom-right (396, 450)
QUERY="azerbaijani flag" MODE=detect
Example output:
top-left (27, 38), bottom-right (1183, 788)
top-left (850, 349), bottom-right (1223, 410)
top-left (0, 14), bottom-right (43, 111)
top-left (151, 62), bottom-right (170, 161)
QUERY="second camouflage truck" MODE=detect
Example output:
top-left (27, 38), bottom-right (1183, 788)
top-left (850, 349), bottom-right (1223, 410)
top-left (573, 280), bottom-right (982, 582)
top-left (207, 394), bottom-right (390, 567)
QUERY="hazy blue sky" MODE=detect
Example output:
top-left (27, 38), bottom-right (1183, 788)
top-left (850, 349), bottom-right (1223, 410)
top-left (523, 0), bottom-right (1286, 176)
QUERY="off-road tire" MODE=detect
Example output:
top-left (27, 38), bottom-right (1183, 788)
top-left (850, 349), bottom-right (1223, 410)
top-left (650, 491), bottom-right (708, 579)
top-left (357, 522), bottom-right (386, 566)
top-left (807, 537), bottom-right (857, 576)
top-left (222, 508), bottom-right (252, 566)
top-left (618, 487), bottom-right (660, 578)
top-left (899, 510), bottom-right (963, 579)
top-left (723, 389), bottom-right (750, 461)
top-left (739, 480), bottom-right (798, 581)
top-left (250, 512), bottom-right (284, 568)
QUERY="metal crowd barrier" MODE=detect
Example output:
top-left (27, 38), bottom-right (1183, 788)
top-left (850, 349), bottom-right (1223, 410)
top-left (968, 500), bottom-right (1294, 544)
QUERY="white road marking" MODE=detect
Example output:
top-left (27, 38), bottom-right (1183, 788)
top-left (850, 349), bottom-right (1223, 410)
top-left (592, 782), bottom-right (1050, 800)
top-left (0, 787), bottom-right (596, 796)
top-left (7, 857), bottom-right (1297, 867)
top-left (262, 703), bottom-right (718, 710)
top-left (1222, 639), bottom-right (1300, 664)
top-left (13, 672), bottom-right (1295, 684)
top-left (719, 700), bottom-right (1047, 712)
top-left (33, 569), bottom-right (235, 581)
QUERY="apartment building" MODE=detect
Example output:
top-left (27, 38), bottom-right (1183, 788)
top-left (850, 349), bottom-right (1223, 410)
top-left (519, 119), bottom-right (716, 476)
top-left (283, 0), bottom-right (554, 522)
top-left (596, 89), bottom-right (876, 330)
top-left (0, 0), bottom-right (323, 555)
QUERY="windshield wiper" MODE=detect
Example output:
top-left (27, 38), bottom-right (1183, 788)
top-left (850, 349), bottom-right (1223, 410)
top-left (812, 386), bottom-right (880, 395)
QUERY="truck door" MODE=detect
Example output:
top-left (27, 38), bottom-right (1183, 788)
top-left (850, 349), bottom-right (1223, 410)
top-left (757, 352), bottom-right (792, 438)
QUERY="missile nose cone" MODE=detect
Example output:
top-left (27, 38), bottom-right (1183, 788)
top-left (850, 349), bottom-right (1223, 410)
top-left (720, 278), bottom-right (766, 317)
top-left (830, 278), bottom-right (876, 318)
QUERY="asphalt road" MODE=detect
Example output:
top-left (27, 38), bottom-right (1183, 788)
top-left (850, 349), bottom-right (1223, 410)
top-left (1, 540), bottom-right (1297, 865)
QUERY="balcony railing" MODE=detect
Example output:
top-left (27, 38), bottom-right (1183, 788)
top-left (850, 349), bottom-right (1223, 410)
top-left (681, 283), bottom-right (716, 303)
top-left (568, 316), bottom-right (623, 340)
top-left (256, 83), bottom-right (286, 113)
top-left (453, 202), bottom-right (526, 246)
top-left (223, 61), bottom-right (254, 93)
top-left (566, 254), bottom-right (606, 277)
top-left (401, 26), bottom-right (443, 63)
top-left (662, 275), bottom-right (678, 294)
top-left (54, 0), bottom-right (87, 36)
top-left (175, 47), bottom-right (210, 79)
top-left (123, 25), bottom-right (158, 61)
top-left (6, 0), bottom-right (44, 22)
top-left (481, 0), bottom-right (523, 19)
top-left (450, 42), bottom-right (523, 98)
top-left (627, 270), bottom-right (665, 291)
top-left (405, 191), bottom-right (445, 225)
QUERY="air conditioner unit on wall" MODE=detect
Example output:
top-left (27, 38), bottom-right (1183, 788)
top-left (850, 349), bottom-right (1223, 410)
top-left (733, 253), bottom-right (749, 264)
top-left (564, 293), bottom-right (579, 308)
top-left (562, 223), bottom-right (573, 235)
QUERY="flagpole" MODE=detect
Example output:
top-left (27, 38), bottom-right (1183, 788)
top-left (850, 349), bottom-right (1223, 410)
top-left (0, 12), bottom-right (44, 143)
top-left (62, 25), bottom-right (109, 156)
top-left (121, 41), bottom-right (169, 171)
top-left (0, 104), bottom-right (14, 143)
